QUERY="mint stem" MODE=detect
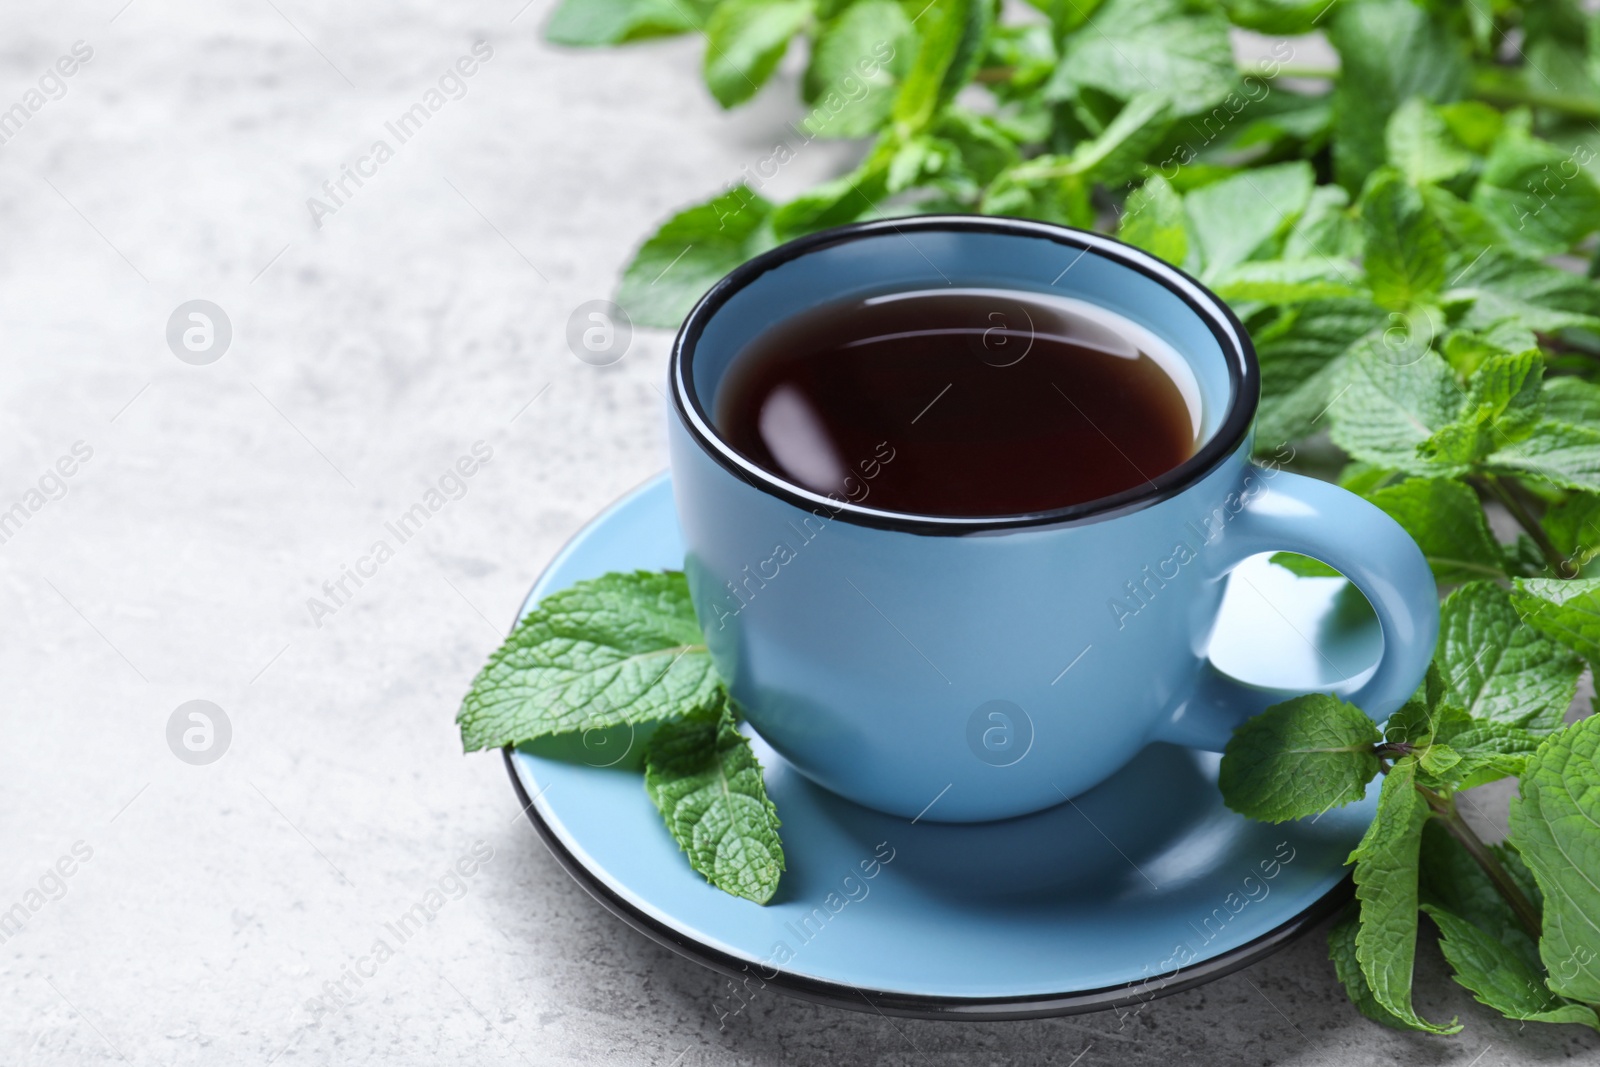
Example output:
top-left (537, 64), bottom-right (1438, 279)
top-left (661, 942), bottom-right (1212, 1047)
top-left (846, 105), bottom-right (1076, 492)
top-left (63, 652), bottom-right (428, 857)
top-left (1478, 474), bottom-right (1568, 576)
top-left (1417, 784), bottom-right (1542, 943)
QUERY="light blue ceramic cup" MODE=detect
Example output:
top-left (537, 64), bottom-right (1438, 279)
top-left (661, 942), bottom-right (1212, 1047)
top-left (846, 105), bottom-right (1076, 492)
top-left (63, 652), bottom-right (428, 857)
top-left (667, 216), bottom-right (1438, 823)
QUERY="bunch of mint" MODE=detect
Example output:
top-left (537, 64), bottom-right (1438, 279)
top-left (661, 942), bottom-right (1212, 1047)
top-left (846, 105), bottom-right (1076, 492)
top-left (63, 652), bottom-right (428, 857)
top-left (455, 0), bottom-right (1600, 1032)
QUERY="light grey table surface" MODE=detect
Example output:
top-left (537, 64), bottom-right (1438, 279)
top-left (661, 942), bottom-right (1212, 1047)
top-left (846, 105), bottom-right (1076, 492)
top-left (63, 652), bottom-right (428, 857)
top-left (3, 2), bottom-right (1598, 1064)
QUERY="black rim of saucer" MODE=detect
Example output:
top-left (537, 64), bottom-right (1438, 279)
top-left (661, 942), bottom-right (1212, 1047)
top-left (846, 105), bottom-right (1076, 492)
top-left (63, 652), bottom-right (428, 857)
top-left (668, 215), bottom-right (1262, 536)
top-left (504, 746), bottom-right (1353, 1021)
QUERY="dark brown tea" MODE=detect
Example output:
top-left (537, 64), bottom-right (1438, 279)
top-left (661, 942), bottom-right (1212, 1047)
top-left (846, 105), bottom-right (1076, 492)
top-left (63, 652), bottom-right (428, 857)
top-left (713, 288), bottom-right (1201, 517)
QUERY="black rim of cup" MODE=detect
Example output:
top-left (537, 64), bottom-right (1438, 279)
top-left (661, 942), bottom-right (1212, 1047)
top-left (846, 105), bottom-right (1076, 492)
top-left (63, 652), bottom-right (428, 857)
top-left (669, 215), bottom-right (1261, 535)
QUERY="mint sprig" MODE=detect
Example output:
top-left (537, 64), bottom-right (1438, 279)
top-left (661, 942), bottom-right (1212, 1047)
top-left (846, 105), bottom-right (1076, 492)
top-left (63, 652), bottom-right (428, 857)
top-left (459, 570), bottom-right (786, 903)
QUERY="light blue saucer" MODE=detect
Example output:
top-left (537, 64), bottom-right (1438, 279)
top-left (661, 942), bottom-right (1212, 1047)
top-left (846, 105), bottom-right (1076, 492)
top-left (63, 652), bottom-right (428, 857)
top-left (505, 473), bottom-right (1380, 1019)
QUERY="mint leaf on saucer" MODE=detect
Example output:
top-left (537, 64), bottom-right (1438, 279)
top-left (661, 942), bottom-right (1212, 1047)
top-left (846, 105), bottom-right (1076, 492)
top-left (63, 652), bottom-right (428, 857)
top-left (1508, 716), bottom-right (1600, 1005)
top-left (645, 699), bottom-right (785, 904)
top-left (1349, 757), bottom-right (1460, 1034)
top-left (458, 571), bottom-right (720, 752)
top-left (1424, 905), bottom-right (1600, 1029)
top-left (1219, 694), bottom-right (1382, 823)
top-left (1437, 582), bottom-right (1582, 732)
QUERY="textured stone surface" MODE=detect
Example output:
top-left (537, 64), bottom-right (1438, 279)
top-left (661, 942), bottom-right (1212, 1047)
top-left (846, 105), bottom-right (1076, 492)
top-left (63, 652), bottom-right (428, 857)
top-left (1, 2), bottom-right (1597, 1064)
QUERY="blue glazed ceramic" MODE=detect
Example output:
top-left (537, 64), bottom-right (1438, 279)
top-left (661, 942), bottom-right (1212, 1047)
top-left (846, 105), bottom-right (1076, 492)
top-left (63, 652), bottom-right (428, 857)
top-left (667, 217), bottom-right (1438, 822)
top-left (506, 474), bottom-right (1382, 1019)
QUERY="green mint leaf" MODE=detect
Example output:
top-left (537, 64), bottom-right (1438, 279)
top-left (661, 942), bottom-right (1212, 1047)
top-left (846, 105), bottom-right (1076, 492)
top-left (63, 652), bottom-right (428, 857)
top-left (1425, 904), bottom-right (1600, 1030)
top-left (1420, 822), bottom-right (1539, 959)
top-left (1508, 716), bottom-right (1600, 1004)
top-left (1284, 185), bottom-right (1362, 262)
top-left (1212, 258), bottom-right (1367, 304)
top-left (1269, 552), bottom-right (1342, 578)
top-left (1186, 162), bottom-right (1316, 280)
top-left (1511, 577), bottom-right (1600, 663)
top-left (1065, 92), bottom-right (1173, 187)
top-left (1418, 348), bottom-right (1544, 465)
top-left (1542, 376), bottom-right (1600, 427)
top-left (1384, 98), bottom-right (1476, 185)
top-left (1437, 582), bottom-right (1582, 733)
top-left (1361, 169), bottom-right (1448, 310)
top-left (458, 571), bottom-right (720, 752)
top-left (1446, 248), bottom-right (1600, 334)
top-left (1253, 299), bottom-right (1386, 446)
top-left (644, 699), bottom-right (785, 904)
top-left (616, 187), bottom-right (774, 328)
top-left (703, 0), bottom-right (815, 108)
top-left (1046, 0), bottom-right (1235, 114)
top-left (1364, 479), bottom-right (1505, 586)
top-left (1117, 175), bottom-right (1189, 267)
top-left (1473, 129), bottom-right (1600, 258)
top-left (771, 137), bottom-right (896, 240)
top-left (927, 110), bottom-right (1021, 188)
top-left (1328, 338), bottom-right (1467, 474)
top-left (1492, 421), bottom-right (1600, 494)
top-left (1223, 0), bottom-right (1335, 36)
top-left (1543, 489), bottom-right (1600, 570)
top-left (545, 0), bottom-right (708, 45)
top-left (801, 0), bottom-right (914, 138)
top-left (1441, 723), bottom-right (1547, 789)
top-left (1218, 694), bottom-right (1382, 823)
top-left (891, 0), bottom-right (982, 134)
top-left (1349, 757), bottom-right (1460, 1033)
top-left (1327, 0), bottom-right (1467, 190)
top-left (1329, 905), bottom-right (1416, 1030)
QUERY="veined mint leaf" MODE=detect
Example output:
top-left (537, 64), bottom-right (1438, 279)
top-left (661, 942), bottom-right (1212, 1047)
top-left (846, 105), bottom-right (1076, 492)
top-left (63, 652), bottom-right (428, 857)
top-left (458, 571), bottom-right (720, 752)
top-left (1187, 162), bottom-right (1316, 280)
top-left (1328, 339), bottom-right (1466, 474)
top-left (1046, 0), bottom-right (1235, 114)
top-left (1543, 490), bottom-right (1600, 569)
top-left (1118, 175), bottom-right (1189, 268)
top-left (1511, 578), bottom-right (1600, 663)
top-left (1350, 757), bottom-right (1459, 1033)
top-left (1329, 905), bottom-right (1415, 1030)
top-left (1508, 716), bottom-right (1600, 1004)
top-left (616, 187), bottom-right (774, 329)
top-left (1253, 299), bottom-right (1386, 446)
top-left (1365, 479), bottom-right (1505, 586)
top-left (702, 0), bottom-right (814, 109)
top-left (1418, 349), bottom-right (1544, 465)
top-left (1441, 722), bottom-right (1547, 788)
top-left (1437, 582), bottom-right (1582, 733)
top-left (1425, 905), bottom-right (1600, 1029)
top-left (771, 138), bottom-right (896, 240)
top-left (644, 700), bottom-right (785, 904)
top-left (1066, 92), bottom-right (1173, 187)
top-left (1420, 823), bottom-right (1538, 958)
top-left (1361, 169), bottom-right (1448, 311)
top-left (1385, 98), bottom-right (1475, 185)
top-left (804, 0), bottom-right (911, 101)
top-left (1473, 129), bottom-right (1600, 258)
top-left (1491, 422), bottom-right (1600, 494)
top-left (1213, 258), bottom-right (1367, 304)
top-left (1541, 377), bottom-right (1600, 428)
top-left (545, 0), bottom-right (709, 45)
top-left (891, 0), bottom-right (982, 134)
top-left (1218, 694), bottom-right (1382, 823)
top-left (1284, 185), bottom-right (1362, 262)
top-left (1446, 249), bottom-right (1600, 334)
top-left (1328, 0), bottom-right (1468, 190)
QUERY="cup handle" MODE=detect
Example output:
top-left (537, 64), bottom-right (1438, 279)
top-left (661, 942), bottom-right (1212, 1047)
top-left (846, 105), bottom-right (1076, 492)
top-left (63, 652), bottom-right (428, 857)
top-left (1154, 467), bottom-right (1440, 751)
